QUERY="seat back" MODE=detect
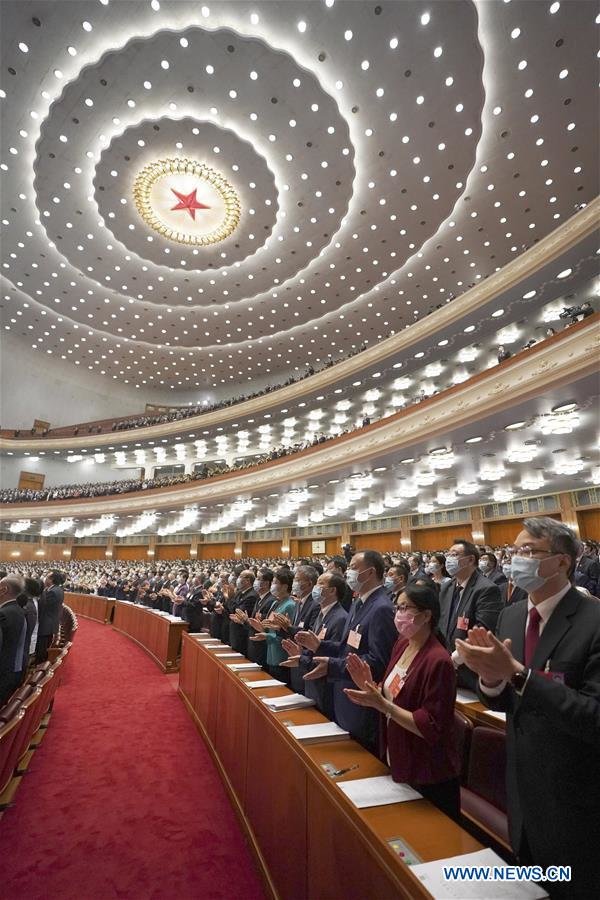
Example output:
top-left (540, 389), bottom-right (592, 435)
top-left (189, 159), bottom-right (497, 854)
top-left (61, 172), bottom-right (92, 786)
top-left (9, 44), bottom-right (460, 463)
top-left (466, 725), bottom-right (507, 812)
top-left (30, 672), bottom-right (55, 735)
top-left (0, 706), bottom-right (28, 795)
top-left (453, 709), bottom-right (474, 785)
top-left (0, 699), bottom-right (22, 725)
top-left (10, 687), bottom-right (43, 769)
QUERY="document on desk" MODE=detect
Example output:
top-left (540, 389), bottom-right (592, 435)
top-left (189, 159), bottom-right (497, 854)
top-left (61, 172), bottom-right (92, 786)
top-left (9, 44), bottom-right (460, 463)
top-left (215, 652), bottom-right (245, 658)
top-left (411, 849), bottom-right (549, 898)
top-left (338, 775), bottom-right (421, 808)
top-left (195, 634), bottom-right (215, 641)
top-left (228, 662), bottom-right (262, 671)
top-left (287, 722), bottom-right (350, 744)
top-left (455, 689), bottom-right (479, 704)
top-left (261, 693), bottom-right (316, 710)
top-left (485, 710), bottom-right (507, 722)
top-left (242, 678), bottom-right (286, 689)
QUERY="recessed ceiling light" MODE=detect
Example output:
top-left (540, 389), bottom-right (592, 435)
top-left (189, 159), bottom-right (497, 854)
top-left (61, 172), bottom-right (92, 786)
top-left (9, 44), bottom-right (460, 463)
top-left (505, 421), bottom-right (527, 431)
top-left (557, 268), bottom-right (572, 279)
top-left (465, 436), bottom-right (483, 444)
top-left (492, 308), bottom-right (504, 317)
top-left (552, 401), bottom-right (577, 413)
top-left (421, 11), bottom-right (431, 25)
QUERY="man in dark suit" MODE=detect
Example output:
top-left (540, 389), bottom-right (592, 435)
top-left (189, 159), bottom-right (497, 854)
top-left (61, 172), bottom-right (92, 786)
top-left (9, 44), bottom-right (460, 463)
top-left (439, 539), bottom-right (502, 689)
top-left (0, 575), bottom-right (27, 705)
top-left (35, 570), bottom-right (65, 663)
top-left (243, 569), bottom-right (276, 666)
top-left (228, 570), bottom-right (259, 654)
top-left (575, 540), bottom-right (600, 596)
top-left (297, 551), bottom-right (396, 752)
top-left (17, 576), bottom-right (41, 680)
top-left (325, 556), bottom-right (354, 611)
top-left (457, 517), bottom-right (600, 900)
top-left (479, 551), bottom-right (508, 587)
top-left (284, 572), bottom-right (349, 719)
top-left (180, 576), bottom-right (206, 633)
top-left (277, 565), bottom-right (319, 694)
top-left (407, 554), bottom-right (427, 584)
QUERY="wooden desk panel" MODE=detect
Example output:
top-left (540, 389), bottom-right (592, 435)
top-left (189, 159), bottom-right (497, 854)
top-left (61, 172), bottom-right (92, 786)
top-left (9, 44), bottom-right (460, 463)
top-left (178, 633), bottom-right (484, 900)
top-left (66, 591), bottom-right (114, 624)
top-left (112, 601), bottom-right (187, 672)
top-left (456, 699), bottom-right (506, 732)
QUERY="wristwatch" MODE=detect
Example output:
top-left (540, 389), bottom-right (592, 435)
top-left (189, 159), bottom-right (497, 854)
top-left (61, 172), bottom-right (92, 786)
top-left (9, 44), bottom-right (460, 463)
top-left (510, 667), bottom-right (529, 693)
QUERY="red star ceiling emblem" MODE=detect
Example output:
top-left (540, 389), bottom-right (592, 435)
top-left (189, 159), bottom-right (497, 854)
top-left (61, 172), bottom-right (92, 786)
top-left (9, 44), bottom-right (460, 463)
top-left (170, 187), bottom-right (210, 221)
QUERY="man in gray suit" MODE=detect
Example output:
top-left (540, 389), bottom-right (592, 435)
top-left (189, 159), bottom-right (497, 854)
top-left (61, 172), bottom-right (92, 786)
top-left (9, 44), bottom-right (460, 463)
top-left (457, 518), bottom-right (600, 899)
top-left (439, 539), bottom-right (503, 689)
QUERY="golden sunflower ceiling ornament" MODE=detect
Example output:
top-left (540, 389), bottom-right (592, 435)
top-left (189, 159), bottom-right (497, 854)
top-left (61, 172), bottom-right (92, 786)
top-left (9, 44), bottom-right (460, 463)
top-left (132, 157), bottom-right (241, 246)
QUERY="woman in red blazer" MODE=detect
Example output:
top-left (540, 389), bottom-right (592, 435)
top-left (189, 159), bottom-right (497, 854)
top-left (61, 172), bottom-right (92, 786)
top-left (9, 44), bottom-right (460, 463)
top-left (345, 582), bottom-right (460, 819)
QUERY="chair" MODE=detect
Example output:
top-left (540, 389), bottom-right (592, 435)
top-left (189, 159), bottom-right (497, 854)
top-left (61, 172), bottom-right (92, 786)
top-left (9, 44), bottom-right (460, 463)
top-left (453, 708), bottom-right (473, 786)
top-left (0, 709), bottom-right (26, 800)
top-left (460, 725), bottom-right (510, 849)
top-left (0, 699), bottom-right (22, 725)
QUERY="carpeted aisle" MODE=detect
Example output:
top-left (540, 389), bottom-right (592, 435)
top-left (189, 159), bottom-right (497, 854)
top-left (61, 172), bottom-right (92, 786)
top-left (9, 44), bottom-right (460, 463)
top-left (0, 619), bottom-right (267, 900)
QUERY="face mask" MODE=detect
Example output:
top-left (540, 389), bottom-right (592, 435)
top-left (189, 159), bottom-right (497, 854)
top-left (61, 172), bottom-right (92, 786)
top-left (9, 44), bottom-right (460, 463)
top-left (312, 585), bottom-right (323, 601)
top-left (445, 556), bottom-right (461, 577)
top-left (384, 576), bottom-right (395, 590)
top-left (292, 580), bottom-right (301, 596)
top-left (510, 555), bottom-right (558, 593)
top-left (228, 575), bottom-right (236, 585)
top-left (253, 580), bottom-right (261, 593)
top-left (425, 563), bottom-right (439, 575)
top-left (346, 569), bottom-right (359, 590)
top-left (478, 561), bottom-right (491, 573)
top-left (270, 583), bottom-right (280, 598)
top-left (235, 578), bottom-right (243, 591)
top-left (502, 564), bottom-right (512, 578)
top-left (394, 609), bottom-right (423, 639)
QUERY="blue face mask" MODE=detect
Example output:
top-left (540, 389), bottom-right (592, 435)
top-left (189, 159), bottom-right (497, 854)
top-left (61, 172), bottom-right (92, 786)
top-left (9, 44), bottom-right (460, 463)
top-left (384, 577), bottom-right (395, 590)
top-left (253, 579), bottom-right (261, 593)
top-left (312, 585), bottom-right (323, 601)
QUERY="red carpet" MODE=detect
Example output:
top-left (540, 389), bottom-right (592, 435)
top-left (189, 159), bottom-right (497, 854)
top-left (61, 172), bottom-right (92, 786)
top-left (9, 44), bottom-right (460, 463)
top-left (0, 619), bottom-right (266, 900)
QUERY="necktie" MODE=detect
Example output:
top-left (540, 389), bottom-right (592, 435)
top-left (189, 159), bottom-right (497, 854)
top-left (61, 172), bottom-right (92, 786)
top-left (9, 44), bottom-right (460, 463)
top-left (314, 612), bottom-right (323, 634)
top-left (446, 584), bottom-right (463, 637)
top-left (524, 606), bottom-right (542, 667)
top-left (351, 599), bottom-right (364, 628)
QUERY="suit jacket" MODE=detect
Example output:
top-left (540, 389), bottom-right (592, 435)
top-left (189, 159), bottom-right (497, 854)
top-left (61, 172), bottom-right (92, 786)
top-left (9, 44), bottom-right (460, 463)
top-left (246, 592), bottom-right (276, 666)
top-left (0, 600), bottom-right (27, 704)
top-left (181, 588), bottom-right (205, 632)
top-left (381, 633), bottom-right (460, 786)
top-left (500, 583), bottom-right (527, 606)
top-left (487, 568), bottom-right (508, 587)
top-left (22, 598), bottom-right (38, 668)
top-left (288, 592), bottom-right (319, 694)
top-left (477, 588), bottom-right (600, 898)
top-left (319, 586), bottom-right (397, 750)
top-left (37, 585), bottom-right (64, 636)
top-left (301, 602), bottom-right (348, 717)
top-left (229, 589), bottom-right (259, 653)
top-left (407, 568), bottom-right (427, 585)
top-left (439, 570), bottom-right (502, 689)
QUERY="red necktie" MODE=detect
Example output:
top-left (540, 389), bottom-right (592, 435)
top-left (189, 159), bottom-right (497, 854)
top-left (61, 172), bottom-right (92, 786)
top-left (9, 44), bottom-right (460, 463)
top-left (524, 606), bottom-right (541, 667)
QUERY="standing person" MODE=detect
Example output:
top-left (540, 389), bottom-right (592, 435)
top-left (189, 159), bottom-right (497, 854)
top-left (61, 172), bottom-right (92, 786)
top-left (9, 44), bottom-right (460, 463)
top-left (17, 577), bottom-right (41, 681)
top-left (344, 583), bottom-right (460, 819)
top-left (425, 553), bottom-right (451, 588)
top-left (242, 569), bottom-right (276, 666)
top-left (0, 575), bottom-right (26, 705)
top-left (35, 571), bottom-right (65, 663)
top-left (456, 518), bottom-right (600, 899)
top-left (297, 551), bottom-right (397, 752)
top-left (249, 569), bottom-right (295, 682)
top-left (384, 563), bottom-right (410, 602)
top-left (228, 571), bottom-right (259, 653)
top-left (479, 552), bottom-right (508, 587)
top-left (439, 540), bottom-right (502, 689)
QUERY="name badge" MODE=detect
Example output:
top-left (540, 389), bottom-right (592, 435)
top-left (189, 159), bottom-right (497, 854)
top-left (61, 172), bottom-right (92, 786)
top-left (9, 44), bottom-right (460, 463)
top-left (318, 626), bottom-right (327, 639)
top-left (299, 621), bottom-right (305, 628)
top-left (457, 616), bottom-right (470, 631)
top-left (388, 665), bottom-right (408, 700)
top-left (347, 629), bottom-right (362, 649)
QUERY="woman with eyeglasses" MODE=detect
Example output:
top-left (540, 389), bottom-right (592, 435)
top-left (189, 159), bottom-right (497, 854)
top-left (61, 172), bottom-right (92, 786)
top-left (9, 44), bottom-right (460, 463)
top-left (344, 582), bottom-right (460, 819)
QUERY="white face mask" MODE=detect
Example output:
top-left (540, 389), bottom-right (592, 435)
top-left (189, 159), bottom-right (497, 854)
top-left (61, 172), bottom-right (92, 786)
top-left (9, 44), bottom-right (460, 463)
top-left (346, 569), bottom-right (359, 590)
top-left (445, 556), bottom-right (461, 577)
top-left (478, 560), bottom-right (491, 573)
top-left (510, 555), bottom-right (559, 593)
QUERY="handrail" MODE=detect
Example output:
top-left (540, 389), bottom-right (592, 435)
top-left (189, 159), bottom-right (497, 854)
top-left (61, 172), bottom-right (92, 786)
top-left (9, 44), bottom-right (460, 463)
top-left (1, 198), bottom-right (598, 453)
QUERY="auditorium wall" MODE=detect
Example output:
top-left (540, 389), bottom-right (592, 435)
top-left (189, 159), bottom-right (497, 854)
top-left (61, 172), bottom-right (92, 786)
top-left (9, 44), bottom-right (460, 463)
top-left (578, 508), bottom-right (600, 540)
top-left (409, 525), bottom-right (474, 551)
top-left (0, 541), bottom-right (70, 563)
top-left (353, 532), bottom-right (402, 553)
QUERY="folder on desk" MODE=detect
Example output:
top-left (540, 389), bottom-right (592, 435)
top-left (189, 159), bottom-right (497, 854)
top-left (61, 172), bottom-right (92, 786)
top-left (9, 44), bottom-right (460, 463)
top-left (411, 848), bottom-right (549, 898)
top-left (228, 662), bottom-right (262, 671)
top-left (261, 693), bottom-right (316, 711)
top-left (215, 652), bottom-right (245, 658)
top-left (242, 679), bottom-right (286, 689)
top-left (338, 775), bottom-right (421, 808)
top-left (287, 722), bottom-right (350, 744)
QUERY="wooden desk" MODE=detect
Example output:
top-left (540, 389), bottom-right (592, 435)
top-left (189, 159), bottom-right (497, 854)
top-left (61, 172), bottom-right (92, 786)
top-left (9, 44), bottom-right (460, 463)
top-left (112, 601), bottom-right (187, 672)
top-left (456, 698), bottom-right (506, 732)
top-left (65, 591), bottom-right (115, 625)
top-left (179, 634), bottom-right (482, 900)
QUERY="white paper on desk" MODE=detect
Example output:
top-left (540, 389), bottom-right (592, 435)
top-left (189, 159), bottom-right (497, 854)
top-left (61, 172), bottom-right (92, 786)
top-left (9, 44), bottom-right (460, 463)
top-left (242, 678), bottom-right (286, 689)
top-left (456, 689), bottom-right (479, 704)
top-left (485, 710), bottom-right (507, 722)
top-left (287, 722), bottom-right (349, 743)
top-left (215, 652), bottom-right (244, 658)
top-left (194, 634), bottom-right (214, 640)
top-left (228, 662), bottom-right (262, 670)
top-left (411, 849), bottom-right (548, 898)
top-left (338, 775), bottom-right (421, 809)
top-left (261, 693), bottom-right (316, 710)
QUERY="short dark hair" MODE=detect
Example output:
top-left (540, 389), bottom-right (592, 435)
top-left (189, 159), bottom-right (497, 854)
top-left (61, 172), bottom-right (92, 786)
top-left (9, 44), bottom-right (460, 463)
top-left (312, 561), bottom-right (324, 576)
top-left (359, 550), bottom-right (385, 580)
top-left (24, 576), bottom-right (44, 598)
top-left (401, 582), bottom-right (443, 639)
top-left (48, 570), bottom-right (66, 586)
top-left (388, 562), bottom-right (410, 583)
top-left (522, 517), bottom-right (581, 569)
top-left (330, 555), bottom-right (348, 572)
top-left (452, 539), bottom-right (479, 563)
top-left (323, 572), bottom-right (347, 602)
top-left (274, 568), bottom-right (294, 591)
top-left (258, 568), bottom-right (274, 586)
top-left (480, 552), bottom-right (498, 569)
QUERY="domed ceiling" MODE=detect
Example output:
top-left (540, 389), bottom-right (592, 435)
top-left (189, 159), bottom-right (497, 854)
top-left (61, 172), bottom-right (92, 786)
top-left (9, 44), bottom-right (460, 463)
top-left (0, 0), bottom-right (598, 393)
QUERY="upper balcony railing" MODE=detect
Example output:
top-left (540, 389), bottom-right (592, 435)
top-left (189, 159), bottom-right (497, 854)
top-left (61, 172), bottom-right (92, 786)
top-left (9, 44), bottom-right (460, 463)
top-left (1, 198), bottom-right (597, 454)
top-left (2, 312), bottom-right (597, 520)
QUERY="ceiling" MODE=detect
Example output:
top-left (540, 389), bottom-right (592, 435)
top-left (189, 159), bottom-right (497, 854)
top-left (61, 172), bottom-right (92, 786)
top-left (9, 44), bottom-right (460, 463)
top-left (1, 0), bottom-right (598, 396)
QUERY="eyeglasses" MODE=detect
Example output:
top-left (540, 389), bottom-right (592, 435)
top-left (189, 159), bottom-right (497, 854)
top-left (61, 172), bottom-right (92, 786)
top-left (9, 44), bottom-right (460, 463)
top-left (396, 604), bottom-right (420, 614)
top-left (510, 546), bottom-right (556, 559)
